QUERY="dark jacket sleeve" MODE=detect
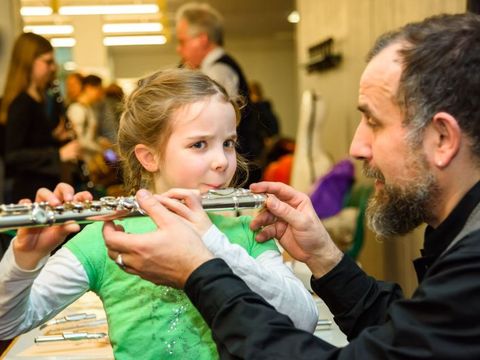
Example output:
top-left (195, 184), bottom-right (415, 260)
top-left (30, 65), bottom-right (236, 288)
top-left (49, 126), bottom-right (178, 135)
top-left (185, 248), bottom-right (480, 360)
top-left (311, 255), bottom-right (403, 339)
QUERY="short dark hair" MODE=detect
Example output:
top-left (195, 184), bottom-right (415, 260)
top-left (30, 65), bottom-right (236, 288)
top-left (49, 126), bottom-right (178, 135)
top-left (368, 13), bottom-right (480, 159)
top-left (82, 74), bottom-right (102, 88)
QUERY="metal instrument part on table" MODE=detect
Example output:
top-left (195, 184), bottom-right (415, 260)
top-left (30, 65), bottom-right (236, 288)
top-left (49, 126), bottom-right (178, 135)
top-left (0, 188), bottom-right (267, 231)
top-left (34, 332), bottom-right (108, 343)
top-left (39, 313), bottom-right (97, 330)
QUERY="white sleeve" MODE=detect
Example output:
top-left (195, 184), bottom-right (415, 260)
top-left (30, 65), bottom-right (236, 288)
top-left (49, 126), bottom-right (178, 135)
top-left (202, 225), bottom-right (318, 332)
top-left (0, 241), bottom-right (89, 339)
top-left (203, 63), bottom-right (240, 97)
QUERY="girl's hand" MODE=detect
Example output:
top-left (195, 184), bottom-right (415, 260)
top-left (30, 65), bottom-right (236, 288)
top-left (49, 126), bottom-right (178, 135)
top-left (154, 188), bottom-right (213, 236)
top-left (13, 183), bottom-right (93, 270)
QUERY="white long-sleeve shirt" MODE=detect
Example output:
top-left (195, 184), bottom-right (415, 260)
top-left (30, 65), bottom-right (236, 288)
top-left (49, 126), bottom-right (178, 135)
top-left (0, 224), bottom-right (318, 339)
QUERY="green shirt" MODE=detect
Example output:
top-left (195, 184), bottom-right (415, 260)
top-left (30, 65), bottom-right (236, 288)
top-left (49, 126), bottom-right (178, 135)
top-left (65, 213), bottom-right (278, 359)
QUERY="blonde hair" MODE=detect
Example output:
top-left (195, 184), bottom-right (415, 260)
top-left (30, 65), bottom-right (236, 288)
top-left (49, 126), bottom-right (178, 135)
top-left (0, 33), bottom-right (53, 125)
top-left (118, 68), bottom-right (248, 192)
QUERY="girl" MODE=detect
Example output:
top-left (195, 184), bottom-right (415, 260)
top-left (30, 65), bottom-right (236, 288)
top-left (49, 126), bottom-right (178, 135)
top-left (0, 32), bottom-right (79, 202)
top-left (0, 69), bottom-right (317, 359)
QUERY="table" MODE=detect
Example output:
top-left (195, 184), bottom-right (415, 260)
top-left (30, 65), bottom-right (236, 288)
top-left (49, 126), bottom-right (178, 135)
top-left (4, 294), bottom-right (347, 359)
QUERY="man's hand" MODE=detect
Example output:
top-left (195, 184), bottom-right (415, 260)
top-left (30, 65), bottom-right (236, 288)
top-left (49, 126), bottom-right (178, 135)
top-left (13, 183), bottom-right (92, 270)
top-left (155, 188), bottom-right (213, 236)
top-left (103, 189), bottom-right (214, 289)
top-left (250, 182), bottom-right (343, 278)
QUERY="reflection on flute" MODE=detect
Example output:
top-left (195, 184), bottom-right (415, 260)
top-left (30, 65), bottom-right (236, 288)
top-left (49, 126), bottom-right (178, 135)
top-left (0, 188), bottom-right (266, 231)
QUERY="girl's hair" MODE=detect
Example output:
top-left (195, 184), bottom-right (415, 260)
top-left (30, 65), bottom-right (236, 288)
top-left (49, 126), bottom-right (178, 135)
top-left (118, 68), bottom-right (248, 192)
top-left (0, 32), bottom-right (53, 125)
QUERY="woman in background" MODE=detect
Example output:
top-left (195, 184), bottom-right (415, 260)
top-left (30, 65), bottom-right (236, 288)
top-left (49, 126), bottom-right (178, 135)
top-left (0, 32), bottom-right (79, 202)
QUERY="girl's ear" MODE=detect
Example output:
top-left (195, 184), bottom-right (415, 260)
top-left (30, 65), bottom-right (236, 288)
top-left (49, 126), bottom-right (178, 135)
top-left (134, 144), bottom-right (159, 172)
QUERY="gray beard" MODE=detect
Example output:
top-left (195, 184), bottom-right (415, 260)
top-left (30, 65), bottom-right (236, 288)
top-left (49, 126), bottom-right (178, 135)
top-left (363, 161), bottom-right (439, 238)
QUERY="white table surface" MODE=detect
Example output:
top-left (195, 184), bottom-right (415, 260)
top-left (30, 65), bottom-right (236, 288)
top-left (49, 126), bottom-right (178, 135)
top-left (4, 293), bottom-right (347, 359)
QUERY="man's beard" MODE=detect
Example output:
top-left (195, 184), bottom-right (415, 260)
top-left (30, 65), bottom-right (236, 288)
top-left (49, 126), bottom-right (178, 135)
top-left (363, 155), bottom-right (439, 238)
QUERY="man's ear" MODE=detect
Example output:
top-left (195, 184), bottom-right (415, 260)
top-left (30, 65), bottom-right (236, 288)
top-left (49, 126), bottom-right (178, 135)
top-left (429, 112), bottom-right (461, 168)
top-left (134, 144), bottom-right (159, 172)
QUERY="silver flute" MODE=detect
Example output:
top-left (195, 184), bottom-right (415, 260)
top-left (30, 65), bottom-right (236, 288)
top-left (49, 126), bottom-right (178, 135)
top-left (0, 188), bottom-right (266, 231)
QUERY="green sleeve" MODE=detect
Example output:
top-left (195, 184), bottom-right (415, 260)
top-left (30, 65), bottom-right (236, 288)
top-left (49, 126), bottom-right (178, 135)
top-left (64, 221), bottom-right (106, 292)
top-left (239, 215), bottom-right (279, 258)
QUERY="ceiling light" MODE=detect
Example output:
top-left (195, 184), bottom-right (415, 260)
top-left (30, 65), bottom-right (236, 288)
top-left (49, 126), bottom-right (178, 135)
top-left (50, 38), bottom-right (76, 48)
top-left (24, 25), bottom-right (74, 35)
top-left (103, 23), bottom-right (163, 33)
top-left (103, 35), bottom-right (167, 46)
top-left (287, 10), bottom-right (300, 24)
top-left (20, 6), bottom-right (53, 16)
top-left (59, 4), bottom-right (159, 16)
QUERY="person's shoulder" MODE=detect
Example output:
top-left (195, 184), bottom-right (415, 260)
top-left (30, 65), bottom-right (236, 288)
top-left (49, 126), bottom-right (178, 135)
top-left (11, 91), bottom-right (34, 106)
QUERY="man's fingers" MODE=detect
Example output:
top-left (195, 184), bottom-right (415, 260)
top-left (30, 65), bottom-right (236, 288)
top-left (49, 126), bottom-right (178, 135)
top-left (102, 221), bottom-right (132, 254)
top-left (250, 181), bottom-right (304, 207)
top-left (262, 194), bottom-right (305, 227)
top-left (136, 189), bottom-right (179, 228)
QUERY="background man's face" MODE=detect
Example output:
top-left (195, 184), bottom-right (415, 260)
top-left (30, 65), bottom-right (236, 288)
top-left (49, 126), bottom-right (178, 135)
top-left (176, 19), bottom-right (207, 69)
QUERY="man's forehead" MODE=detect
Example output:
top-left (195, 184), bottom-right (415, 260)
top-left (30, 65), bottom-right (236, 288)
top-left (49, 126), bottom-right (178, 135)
top-left (359, 43), bottom-right (404, 100)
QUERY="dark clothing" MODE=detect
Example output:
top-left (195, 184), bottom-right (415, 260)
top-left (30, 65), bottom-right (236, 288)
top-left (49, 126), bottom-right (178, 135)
top-left (4, 92), bottom-right (61, 202)
top-left (215, 54), bottom-right (264, 185)
top-left (185, 181), bottom-right (480, 359)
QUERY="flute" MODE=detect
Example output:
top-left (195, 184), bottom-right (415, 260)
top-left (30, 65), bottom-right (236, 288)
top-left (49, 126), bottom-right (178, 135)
top-left (0, 188), bottom-right (266, 232)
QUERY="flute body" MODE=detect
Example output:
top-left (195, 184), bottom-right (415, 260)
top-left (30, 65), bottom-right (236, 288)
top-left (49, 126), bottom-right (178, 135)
top-left (0, 188), bottom-right (266, 232)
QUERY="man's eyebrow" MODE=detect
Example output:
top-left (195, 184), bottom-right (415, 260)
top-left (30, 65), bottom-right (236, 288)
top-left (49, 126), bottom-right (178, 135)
top-left (357, 104), bottom-right (370, 115)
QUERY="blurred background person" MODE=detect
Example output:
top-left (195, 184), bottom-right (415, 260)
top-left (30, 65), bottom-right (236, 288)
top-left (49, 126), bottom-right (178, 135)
top-left (0, 32), bottom-right (79, 203)
top-left (175, 2), bottom-right (265, 186)
top-left (66, 74), bottom-right (105, 155)
top-left (96, 83), bottom-right (124, 144)
top-left (65, 72), bottom-right (84, 107)
top-left (249, 80), bottom-right (280, 143)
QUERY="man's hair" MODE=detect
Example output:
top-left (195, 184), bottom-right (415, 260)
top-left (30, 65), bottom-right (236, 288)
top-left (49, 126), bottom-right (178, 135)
top-left (368, 13), bottom-right (480, 159)
top-left (175, 2), bottom-right (224, 46)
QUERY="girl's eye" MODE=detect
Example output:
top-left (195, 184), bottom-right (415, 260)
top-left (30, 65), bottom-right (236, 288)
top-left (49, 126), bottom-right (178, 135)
top-left (224, 139), bottom-right (237, 148)
top-left (191, 141), bottom-right (206, 149)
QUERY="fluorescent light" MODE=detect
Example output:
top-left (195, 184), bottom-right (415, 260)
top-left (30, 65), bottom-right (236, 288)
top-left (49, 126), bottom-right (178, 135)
top-left (287, 10), bottom-right (300, 24)
top-left (50, 38), bottom-right (76, 48)
top-left (21, 6), bottom-right (53, 16)
top-left (24, 25), bottom-right (74, 35)
top-left (59, 4), bottom-right (159, 16)
top-left (103, 23), bottom-right (163, 33)
top-left (103, 35), bottom-right (167, 46)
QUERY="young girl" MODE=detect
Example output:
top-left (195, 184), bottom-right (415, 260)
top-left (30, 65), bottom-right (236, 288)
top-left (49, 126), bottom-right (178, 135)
top-left (0, 69), bottom-right (317, 359)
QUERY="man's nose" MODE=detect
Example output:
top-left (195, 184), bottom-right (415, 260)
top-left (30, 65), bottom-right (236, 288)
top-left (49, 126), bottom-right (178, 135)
top-left (349, 122), bottom-right (372, 161)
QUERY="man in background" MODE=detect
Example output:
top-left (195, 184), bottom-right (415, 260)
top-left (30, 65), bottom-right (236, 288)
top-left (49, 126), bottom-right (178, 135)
top-left (175, 2), bottom-right (265, 185)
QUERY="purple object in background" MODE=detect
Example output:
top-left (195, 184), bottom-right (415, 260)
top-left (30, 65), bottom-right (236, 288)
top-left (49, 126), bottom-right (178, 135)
top-left (310, 159), bottom-right (355, 219)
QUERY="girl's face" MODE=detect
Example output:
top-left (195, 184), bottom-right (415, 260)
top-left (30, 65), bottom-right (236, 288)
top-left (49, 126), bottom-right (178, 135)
top-left (31, 51), bottom-right (56, 90)
top-left (153, 95), bottom-right (238, 194)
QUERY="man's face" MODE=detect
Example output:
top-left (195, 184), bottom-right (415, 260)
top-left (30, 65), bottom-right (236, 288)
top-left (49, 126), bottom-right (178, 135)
top-left (350, 43), bottom-right (439, 237)
top-left (176, 19), bottom-right (208, 69)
